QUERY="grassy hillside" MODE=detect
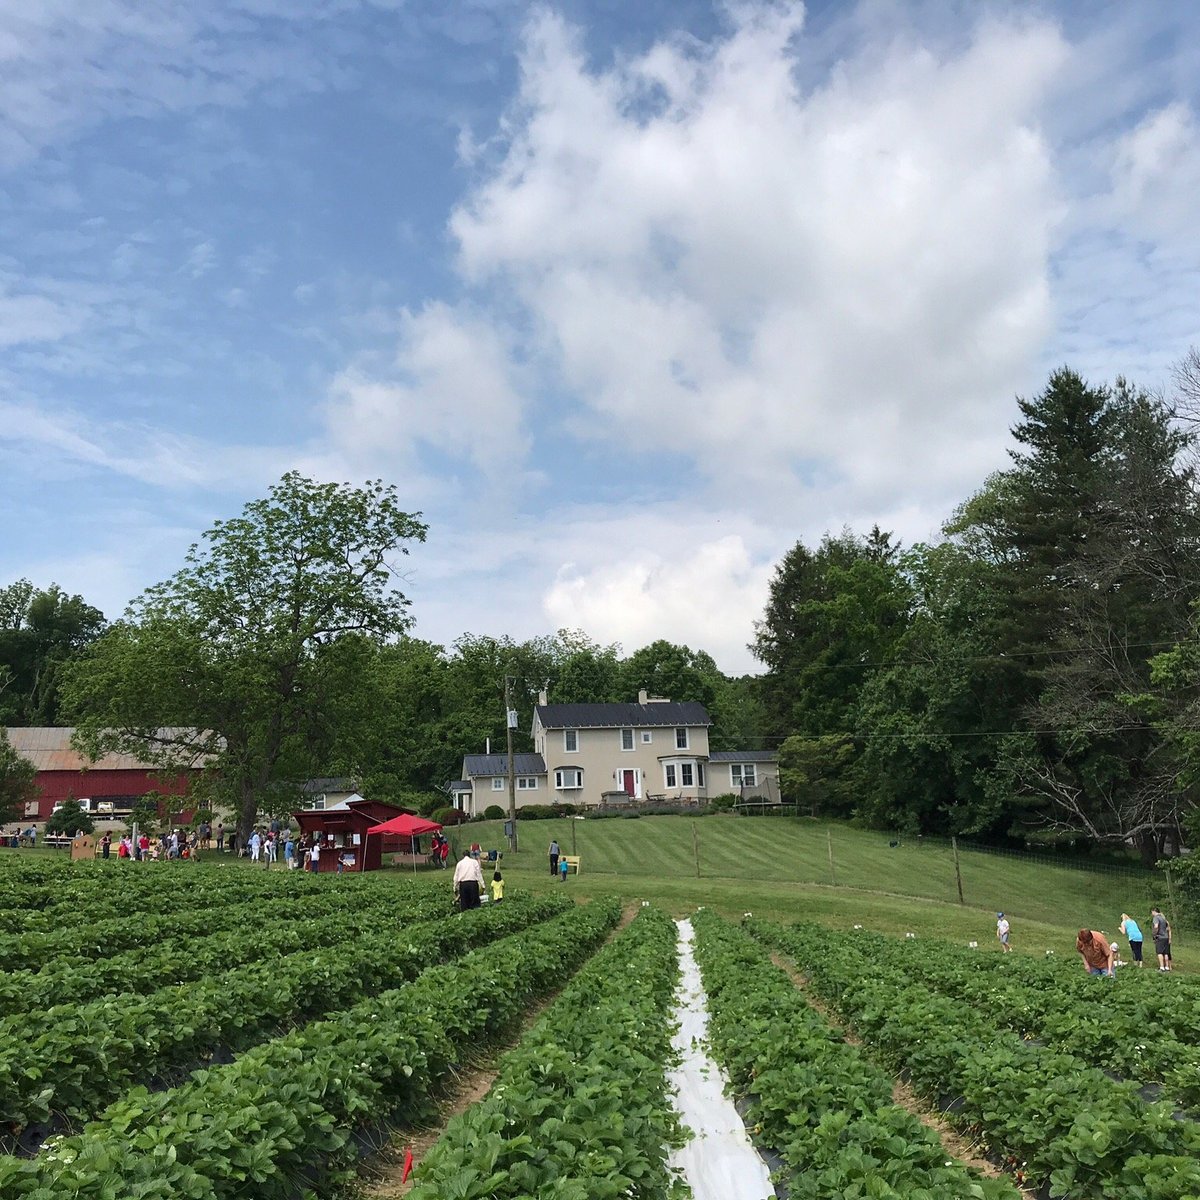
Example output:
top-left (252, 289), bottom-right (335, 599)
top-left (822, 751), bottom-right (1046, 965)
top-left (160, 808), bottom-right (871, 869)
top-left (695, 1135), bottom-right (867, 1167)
top-left (456, 814), bottom-right (1176, 965)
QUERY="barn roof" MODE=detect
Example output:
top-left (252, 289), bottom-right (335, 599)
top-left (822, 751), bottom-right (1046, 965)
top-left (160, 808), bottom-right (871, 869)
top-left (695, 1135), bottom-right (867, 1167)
top-left (4, 727), bottom-right (210, 772)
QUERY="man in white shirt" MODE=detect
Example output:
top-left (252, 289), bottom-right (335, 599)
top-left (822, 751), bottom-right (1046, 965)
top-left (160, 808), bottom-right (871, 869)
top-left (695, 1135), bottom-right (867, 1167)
top-left (996, 913), bottom-right (1012, 953)
top-left (453, 849), bottom-right (484, 910)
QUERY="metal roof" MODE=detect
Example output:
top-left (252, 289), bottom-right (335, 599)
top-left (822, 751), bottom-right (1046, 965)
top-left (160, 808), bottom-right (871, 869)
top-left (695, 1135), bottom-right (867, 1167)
top-left (4, 727), bottom-right (211, 772)
top-left (300, 777), bottom-right (356, 794)
top-left (709, 750), bottom-right (778, 762)
top-left (463, 753), bottom-right (547, 777)
top-left (534, 702), bottom-right (711, 729)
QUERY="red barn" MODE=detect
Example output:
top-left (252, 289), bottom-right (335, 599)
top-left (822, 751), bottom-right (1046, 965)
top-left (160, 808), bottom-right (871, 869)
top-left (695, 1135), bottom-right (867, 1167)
top-left (5, 727), bottom-right (202, 828)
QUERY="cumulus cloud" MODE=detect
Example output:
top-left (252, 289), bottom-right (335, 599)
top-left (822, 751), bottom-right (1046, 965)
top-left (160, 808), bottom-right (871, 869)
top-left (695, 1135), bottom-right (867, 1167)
top-left (448, 5), bottom-right (1067, 518)
top-left (545, 532), bottom-right (774, 674)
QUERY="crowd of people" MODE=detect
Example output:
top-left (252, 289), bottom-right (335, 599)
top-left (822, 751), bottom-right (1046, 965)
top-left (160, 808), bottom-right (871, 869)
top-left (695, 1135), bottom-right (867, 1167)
top-left (104, 828), bottom-right (203, 861)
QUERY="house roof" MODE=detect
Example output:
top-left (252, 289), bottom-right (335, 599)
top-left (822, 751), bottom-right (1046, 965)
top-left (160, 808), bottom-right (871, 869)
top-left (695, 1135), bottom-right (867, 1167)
top-left (463, 753), bottom-right (547, 778)
top-left (709, 750), bottom-right (778, 762)
top-left (534, 702), bottom-right (711, 729)
top-left (300, 777), bottom-right (356, 794)
top-left (4, 726), bottom-right (210, 772)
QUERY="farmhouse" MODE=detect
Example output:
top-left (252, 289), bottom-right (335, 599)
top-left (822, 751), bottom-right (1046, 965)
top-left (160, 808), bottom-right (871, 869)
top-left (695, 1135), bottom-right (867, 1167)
top-left (454, 690), bottom-right (780, 814)
top-left (4, 726), bottom-right (200, 826)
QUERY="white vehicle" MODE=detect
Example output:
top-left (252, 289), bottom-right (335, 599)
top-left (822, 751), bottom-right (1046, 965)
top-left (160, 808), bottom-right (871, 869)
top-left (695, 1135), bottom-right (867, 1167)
top-left (52, 798), bottom-right (99, 813)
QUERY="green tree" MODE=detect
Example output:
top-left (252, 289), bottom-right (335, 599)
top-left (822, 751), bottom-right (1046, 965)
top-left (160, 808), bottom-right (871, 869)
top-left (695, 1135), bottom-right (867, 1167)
top-left (0, 728), bottom-right (37, 825)
top-left (0, 581), bottom-right (105, 724)
top-left (61, 473), bottom-right (427, 840)
top-left (779, 734), bottom-right (856, 816)
top-left (752, 527), bottom-right (908, 742)
top-left (620, 640), bottom-right (719, 710)
top-left (45, 797), bottom-right (94, 837)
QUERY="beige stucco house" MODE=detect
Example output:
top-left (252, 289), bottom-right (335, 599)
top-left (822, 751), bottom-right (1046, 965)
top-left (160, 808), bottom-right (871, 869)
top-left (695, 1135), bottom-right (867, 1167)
top-left (454, 690), bottom-right (780, 814)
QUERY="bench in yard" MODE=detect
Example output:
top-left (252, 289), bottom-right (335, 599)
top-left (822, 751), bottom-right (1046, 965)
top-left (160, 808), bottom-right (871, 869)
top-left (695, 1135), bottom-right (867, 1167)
top-left (563, 855), bottom-right (581, 875)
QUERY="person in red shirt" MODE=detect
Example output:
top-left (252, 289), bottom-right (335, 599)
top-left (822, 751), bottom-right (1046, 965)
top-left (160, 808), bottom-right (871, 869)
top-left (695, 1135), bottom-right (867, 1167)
top-left (1076, 929), bottom-right (1115, 977)
top-left (138, 833), bottom-right (150, 862)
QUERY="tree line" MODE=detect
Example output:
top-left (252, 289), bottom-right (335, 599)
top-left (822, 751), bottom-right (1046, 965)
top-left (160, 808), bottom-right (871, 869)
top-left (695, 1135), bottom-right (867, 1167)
top-left (8, 354), bottom-right (1200, 860)
top-left (758, 357), bottom-right (1200, 864)
top-left (0, 473), bottom-right (761, 836)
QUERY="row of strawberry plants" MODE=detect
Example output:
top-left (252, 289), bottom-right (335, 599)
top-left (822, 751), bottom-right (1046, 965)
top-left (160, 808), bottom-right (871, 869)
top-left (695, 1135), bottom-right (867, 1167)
top-left (406, 903), bottom-right (687, 1200)
top-left (0, 875), bottom-right (448, 970)
top-left (831, 929), bottom-right (1200, 1109)
top-left (0, 884), bottom-right (454, 1020)
top-left (0, 868), bottom-right (337, 935)
top-left (0, 891), bottom-right (573, 1150)
top-left (690, 910), bottom-right (1020, 1199)
top-left (752, 919), bottom-right (1200, 1199)
top-left (0, 898), bottom-right (622, 1200)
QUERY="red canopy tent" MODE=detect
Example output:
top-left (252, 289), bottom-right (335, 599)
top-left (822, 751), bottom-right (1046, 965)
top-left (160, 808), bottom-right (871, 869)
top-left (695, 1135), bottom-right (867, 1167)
top-left (367, 813), bottom-right (443, 838)
top-left (367, 812), bottom-right (443, 872)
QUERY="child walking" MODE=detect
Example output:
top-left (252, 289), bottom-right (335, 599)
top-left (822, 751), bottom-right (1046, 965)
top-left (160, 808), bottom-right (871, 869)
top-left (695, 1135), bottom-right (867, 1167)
top-left (490, 870), bottom-right (504, 903)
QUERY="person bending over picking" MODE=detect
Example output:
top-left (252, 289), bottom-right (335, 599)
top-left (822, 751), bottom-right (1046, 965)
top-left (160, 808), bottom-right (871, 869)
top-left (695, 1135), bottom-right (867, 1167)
top-left (1076, 928), bottom-right (1115, 977)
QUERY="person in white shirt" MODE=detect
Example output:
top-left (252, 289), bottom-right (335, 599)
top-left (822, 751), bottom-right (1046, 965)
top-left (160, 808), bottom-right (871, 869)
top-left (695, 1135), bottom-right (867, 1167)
top-left (453, 849), bottom-right (484, 910)
top-left (996, 913), bottom-right (1012, 953)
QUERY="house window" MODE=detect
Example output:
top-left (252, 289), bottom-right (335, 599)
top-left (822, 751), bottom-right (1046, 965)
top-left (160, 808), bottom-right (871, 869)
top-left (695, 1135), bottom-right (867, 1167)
top-left (697, 762), bottom-right (705, 787)
top-left (675, 727), bottom-right (689, 749)
top-left (310, 795), bottom-right (326, 811)
top-left (681, 763), bottom-right (694, 786)
top-left (491, 777), bottom-right (505, 791)
top-left (730, 764), bottom-right (757, 787)
top-left (555, 768), bottom-right (583, 789)
top-left (564, 730), bottom-right (578, 752)
top-left (642, 731), bottom-right (652, 743)
top-left (517, 776), bottom-right (538, 790)
top-left (621, 728), bottom-right (634, 751)
top-left (665, 764), bottom-right (677, 788)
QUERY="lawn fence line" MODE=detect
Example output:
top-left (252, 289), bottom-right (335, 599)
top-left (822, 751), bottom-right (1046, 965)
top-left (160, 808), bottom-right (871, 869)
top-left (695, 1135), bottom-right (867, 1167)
top-left (511, 806), bottom-right (1190, 933)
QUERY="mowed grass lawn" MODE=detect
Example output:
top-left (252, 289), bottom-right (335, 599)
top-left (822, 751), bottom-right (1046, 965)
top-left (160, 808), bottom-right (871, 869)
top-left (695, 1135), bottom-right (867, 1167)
top-left (450, 814), bottom-right (1176, 966)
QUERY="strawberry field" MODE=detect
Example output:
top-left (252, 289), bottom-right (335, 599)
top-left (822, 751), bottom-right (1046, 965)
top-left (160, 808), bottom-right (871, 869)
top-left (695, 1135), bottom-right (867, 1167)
top-left (1, 857), bottom-right (1197, 1199)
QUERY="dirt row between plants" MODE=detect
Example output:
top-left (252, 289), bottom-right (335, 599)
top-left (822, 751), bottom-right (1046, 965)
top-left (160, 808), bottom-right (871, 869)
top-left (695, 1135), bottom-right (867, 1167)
top-left (360, 900), bottom-right (642, 1198)
top-left (766, 952), bottom-right (1037, 1200)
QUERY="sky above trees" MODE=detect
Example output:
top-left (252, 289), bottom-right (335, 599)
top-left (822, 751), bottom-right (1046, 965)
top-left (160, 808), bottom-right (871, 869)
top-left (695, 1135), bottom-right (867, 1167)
top-left (1, 0), bottom-right (1198, 673)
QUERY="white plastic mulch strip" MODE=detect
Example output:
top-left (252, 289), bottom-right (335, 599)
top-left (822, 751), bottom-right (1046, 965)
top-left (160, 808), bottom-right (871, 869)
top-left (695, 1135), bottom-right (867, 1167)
top-left (667, 918), bottom-right (777, 1200)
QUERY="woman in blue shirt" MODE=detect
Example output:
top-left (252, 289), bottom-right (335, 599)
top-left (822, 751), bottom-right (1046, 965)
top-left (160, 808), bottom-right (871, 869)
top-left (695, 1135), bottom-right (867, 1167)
top-left (1120, 913), bottom-right (1144, 967)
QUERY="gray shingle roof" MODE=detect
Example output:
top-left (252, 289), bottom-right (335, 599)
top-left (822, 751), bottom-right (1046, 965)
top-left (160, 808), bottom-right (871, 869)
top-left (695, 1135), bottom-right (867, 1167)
top-left (463, 753), bottom-right (547, 777)
top-left (709, 750), bottom-right (778, 762)
top-left (535, 702), bottom-right (711, 729)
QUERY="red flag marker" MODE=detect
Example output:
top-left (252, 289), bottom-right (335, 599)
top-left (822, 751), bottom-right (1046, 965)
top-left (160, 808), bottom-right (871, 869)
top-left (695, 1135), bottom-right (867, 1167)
top-left (401, 1148), bottom-right (414, 1183)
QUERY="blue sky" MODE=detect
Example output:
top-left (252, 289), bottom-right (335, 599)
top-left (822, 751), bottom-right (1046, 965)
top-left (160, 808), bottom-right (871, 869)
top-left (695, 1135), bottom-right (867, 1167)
top-left (2, 0), bottom-right (1199, 674)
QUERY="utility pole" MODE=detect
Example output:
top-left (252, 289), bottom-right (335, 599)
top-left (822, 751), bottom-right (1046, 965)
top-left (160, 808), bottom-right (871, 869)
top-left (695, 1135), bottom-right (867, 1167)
top-left (505, 675), bottom-right (519, 852)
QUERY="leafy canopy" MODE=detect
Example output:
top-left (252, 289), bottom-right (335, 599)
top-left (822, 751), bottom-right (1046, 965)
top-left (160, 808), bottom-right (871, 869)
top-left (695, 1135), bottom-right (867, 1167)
top-left (62, 473), bottom-right (427, 836)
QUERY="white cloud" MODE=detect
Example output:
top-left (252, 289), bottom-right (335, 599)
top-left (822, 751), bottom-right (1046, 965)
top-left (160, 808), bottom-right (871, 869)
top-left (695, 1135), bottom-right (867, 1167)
top-left (324, 301), bottom-right (531, 484)
top-left (0, 286), bottom-right (87, 345)
top-left (545, 532), bottom-right (773, 674)
top-left (0, 0), bottom-right (350, 168)
top-left (1108, 102), bottom-right (1200, 244)
top-left (447, 6), bottom-right (1068, 519)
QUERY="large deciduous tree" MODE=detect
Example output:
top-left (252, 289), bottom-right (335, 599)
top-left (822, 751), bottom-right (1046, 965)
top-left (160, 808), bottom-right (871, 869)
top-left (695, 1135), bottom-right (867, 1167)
top-left (61, 473), bottom-right (427, 839)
